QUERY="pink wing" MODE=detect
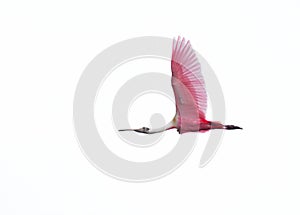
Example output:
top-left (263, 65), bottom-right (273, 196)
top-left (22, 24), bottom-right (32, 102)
top-left (171, 37), bottom-right (207, 132)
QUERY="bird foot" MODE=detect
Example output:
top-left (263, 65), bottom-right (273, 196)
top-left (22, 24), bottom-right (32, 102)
top-left (225, 125), bottom-right (242, 130)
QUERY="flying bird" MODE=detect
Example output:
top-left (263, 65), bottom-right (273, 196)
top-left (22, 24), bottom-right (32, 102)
top-left (119, 37), bottom-right (242, 134)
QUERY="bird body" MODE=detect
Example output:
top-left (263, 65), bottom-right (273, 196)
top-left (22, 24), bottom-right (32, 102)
top-left (119, 36), bottom-right (242, 134)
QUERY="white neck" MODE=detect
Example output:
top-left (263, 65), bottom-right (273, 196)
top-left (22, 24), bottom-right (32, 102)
top-left (147, 120), bottom-right (175, 134)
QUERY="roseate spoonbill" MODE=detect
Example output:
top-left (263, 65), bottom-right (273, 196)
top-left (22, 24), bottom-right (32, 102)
top-left (119, 36), bottom-right (242, 134)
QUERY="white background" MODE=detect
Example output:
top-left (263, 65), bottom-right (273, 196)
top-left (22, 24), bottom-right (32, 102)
top-left (1, 0), bottom-right (300, 214)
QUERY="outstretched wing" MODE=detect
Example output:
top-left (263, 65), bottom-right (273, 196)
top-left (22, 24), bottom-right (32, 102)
top-left (171, 36), bottom-right (207, 125)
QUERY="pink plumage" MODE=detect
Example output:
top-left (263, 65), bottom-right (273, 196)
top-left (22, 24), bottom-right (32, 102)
top-left (119, 36), bottom-right (242, 134)
top-left (171, 36), bottom-right (208, 133)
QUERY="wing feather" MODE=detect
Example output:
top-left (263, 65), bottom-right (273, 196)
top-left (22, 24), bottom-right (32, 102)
top-left (171, 36), bottom-right (207, 124)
